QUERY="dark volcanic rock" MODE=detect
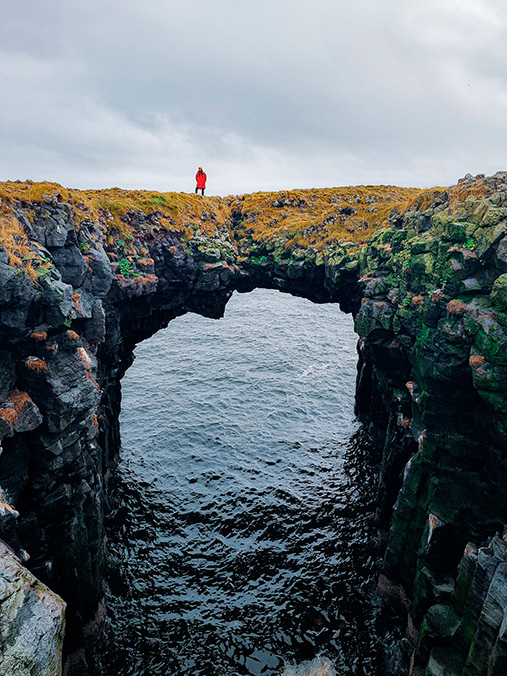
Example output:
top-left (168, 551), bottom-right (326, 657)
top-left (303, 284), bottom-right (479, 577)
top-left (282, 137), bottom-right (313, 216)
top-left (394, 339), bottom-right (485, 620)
top-left (51, 244), bottom-right (87, 287)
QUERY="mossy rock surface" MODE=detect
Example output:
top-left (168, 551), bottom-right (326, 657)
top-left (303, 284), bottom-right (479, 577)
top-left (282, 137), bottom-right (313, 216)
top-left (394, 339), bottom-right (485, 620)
top-left (491, 273), bottom-right (507, 311)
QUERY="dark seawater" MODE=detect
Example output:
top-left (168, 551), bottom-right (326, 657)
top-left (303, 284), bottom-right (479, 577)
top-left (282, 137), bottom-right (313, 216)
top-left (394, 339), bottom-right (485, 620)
top-left (102, 288), bottom-right (381, 676)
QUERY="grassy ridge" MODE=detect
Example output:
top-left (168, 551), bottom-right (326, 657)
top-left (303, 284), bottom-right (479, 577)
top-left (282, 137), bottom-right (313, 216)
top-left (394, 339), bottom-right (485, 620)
top-left (0, 180), bottom-right (439, 273)
top-left (3, 176), bottom-right (497, 283)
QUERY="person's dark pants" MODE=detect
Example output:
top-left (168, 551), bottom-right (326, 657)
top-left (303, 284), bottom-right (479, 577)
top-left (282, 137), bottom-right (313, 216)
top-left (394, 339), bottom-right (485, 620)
top-left (195, 187), bottom-right (205, 195)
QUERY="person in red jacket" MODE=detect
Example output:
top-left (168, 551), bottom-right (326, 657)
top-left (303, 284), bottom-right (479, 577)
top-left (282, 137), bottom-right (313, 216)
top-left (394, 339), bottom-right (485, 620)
top-left (195, 166), bottom-right (207, 195)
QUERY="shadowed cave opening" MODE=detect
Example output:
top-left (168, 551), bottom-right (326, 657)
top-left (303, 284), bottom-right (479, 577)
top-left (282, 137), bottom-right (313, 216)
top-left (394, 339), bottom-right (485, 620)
top-left (97, 288), bottom-right (384, 676)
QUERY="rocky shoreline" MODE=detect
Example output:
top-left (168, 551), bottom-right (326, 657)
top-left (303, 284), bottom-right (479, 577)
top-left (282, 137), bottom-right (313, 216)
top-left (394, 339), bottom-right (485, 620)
top-left (0, 173), bottom-right (506, 675)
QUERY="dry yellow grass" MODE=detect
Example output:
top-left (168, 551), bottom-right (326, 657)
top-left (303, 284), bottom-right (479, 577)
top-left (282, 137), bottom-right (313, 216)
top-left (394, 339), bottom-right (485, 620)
top-left (0, 181), bottom-right (72, 205)
top-left (0, 214), bottom-right (30, 254)
top-left (0, 181), bottom-right (100, 238)
top-left (78, 346), bottom-right (100, 390)
top-left (229, 185), bottom-right (436, 250)
top-left (0, 180), bottom-right (438, 242)
top-left (447, 177), bottom-right (491, 213)
top-left (81, 187), bottom-right (231, 238)
top-left (0, 181), bottom-right (232, 247)
top-left (0, 179), bottom-right (451, 265)
top-left (0, 213), bottom-right (40, 281)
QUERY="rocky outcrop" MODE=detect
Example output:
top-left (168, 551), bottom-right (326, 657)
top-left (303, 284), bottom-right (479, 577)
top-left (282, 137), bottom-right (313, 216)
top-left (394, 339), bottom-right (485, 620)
top-left (0, 540), bottom-right (65, 676)
top-left (0, 173), bottom-right (506, 674)
top-left (419, 534), bottom-right (507, 676)
top-left (351, 172), bottom-right (507, 674)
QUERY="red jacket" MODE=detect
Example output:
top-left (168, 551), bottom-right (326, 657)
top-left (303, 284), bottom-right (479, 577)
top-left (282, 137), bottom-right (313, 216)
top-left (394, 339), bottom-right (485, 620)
top-left (196, 170), bottom-right (207, 189)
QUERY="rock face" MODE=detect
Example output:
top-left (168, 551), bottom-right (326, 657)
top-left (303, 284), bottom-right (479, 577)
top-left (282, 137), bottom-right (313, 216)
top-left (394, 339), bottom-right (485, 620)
top-left (351, 173), bottom-right (507, 675)
top-left (0, 540), bottom-right (65, 676)
top-left (0, 174), bottom-right (507, 674)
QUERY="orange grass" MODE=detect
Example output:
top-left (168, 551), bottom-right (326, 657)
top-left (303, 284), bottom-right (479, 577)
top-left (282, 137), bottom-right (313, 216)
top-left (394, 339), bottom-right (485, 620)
top-left (0, 181), bottom-right (231, 241)
top-left (229, 185), bottom-right (436, 250)
top-left (448, 178), bottom-right (491, 213)
top-left (0, 391), bottom-right (33, 422)
top-left (0, 214), bottom-right (39, 280)
top-left (78, 347), bottom-right (100, 390)
top-left (24, 357), bottom-right (49, 373)
top-left (1, 178), bottom-right (486, 262)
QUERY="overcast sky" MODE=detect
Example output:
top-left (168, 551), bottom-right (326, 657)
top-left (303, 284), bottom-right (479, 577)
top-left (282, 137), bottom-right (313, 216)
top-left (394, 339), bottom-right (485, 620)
top-left (1, 0), bottom-right (506, 195)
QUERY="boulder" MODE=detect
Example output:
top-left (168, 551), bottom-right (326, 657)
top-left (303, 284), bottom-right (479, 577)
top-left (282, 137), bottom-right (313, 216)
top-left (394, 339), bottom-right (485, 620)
top-left (0, 540), bottom-right (65, 676)
top-left (87, 245), bottom-right (112, 297)
top-left (51, 244), bottom-right (87, 287)
top-left (491, 274), bottom-right (507, 311)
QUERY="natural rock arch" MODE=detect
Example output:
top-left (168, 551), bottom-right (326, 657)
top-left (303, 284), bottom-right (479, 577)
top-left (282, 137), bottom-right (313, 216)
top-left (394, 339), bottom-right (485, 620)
top-left (1, 173), bottom-right (507, 674)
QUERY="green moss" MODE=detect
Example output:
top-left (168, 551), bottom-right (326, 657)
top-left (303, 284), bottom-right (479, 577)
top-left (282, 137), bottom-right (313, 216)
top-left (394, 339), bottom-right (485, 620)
top-left (118, 258), bottom-right (133, 277)
top-left (410, 253), bottom-right (435, 287)
top-left (491, 273), bottom-right (507, 311)
top-left (445, 221), bottom-right (467, 243)
top-left (410, 234), bottom-right (438, 255)
top-left (474, 221), bottom-right (507, 258)
top-left (483, 205), bottom-right (507, 226)
top-left (416, 324), bottom-right (433, 349)
top-left (474, 319), bottom-right (507, 364)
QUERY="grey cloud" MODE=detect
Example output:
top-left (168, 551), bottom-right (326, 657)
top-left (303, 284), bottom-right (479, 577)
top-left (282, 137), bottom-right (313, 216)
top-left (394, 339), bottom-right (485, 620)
top-left (1, 0), bottom-right (507, 194)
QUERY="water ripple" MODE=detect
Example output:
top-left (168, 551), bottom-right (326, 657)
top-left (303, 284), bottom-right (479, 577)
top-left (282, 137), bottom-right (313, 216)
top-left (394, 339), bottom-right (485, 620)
top-left (100, 289), bottom-right (381, 676)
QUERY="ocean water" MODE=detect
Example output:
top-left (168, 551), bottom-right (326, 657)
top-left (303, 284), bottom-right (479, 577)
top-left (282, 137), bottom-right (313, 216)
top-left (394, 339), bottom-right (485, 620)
top-left (102, 288), bottom-right (381, 676)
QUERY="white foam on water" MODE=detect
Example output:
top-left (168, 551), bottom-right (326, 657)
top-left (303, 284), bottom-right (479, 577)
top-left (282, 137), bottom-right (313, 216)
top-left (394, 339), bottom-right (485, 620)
top-left (281, 656), bottom-right (337, 676)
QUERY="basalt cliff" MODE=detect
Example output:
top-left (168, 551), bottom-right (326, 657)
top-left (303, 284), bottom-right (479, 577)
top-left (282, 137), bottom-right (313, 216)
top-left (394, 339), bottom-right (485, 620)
top-left (1, 173), bottom-right (507, 675)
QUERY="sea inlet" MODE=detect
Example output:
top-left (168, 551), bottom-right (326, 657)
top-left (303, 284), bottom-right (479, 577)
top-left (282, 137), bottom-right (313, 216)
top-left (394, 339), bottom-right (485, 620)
top-left (99, 288), bottom-right (383, 676)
